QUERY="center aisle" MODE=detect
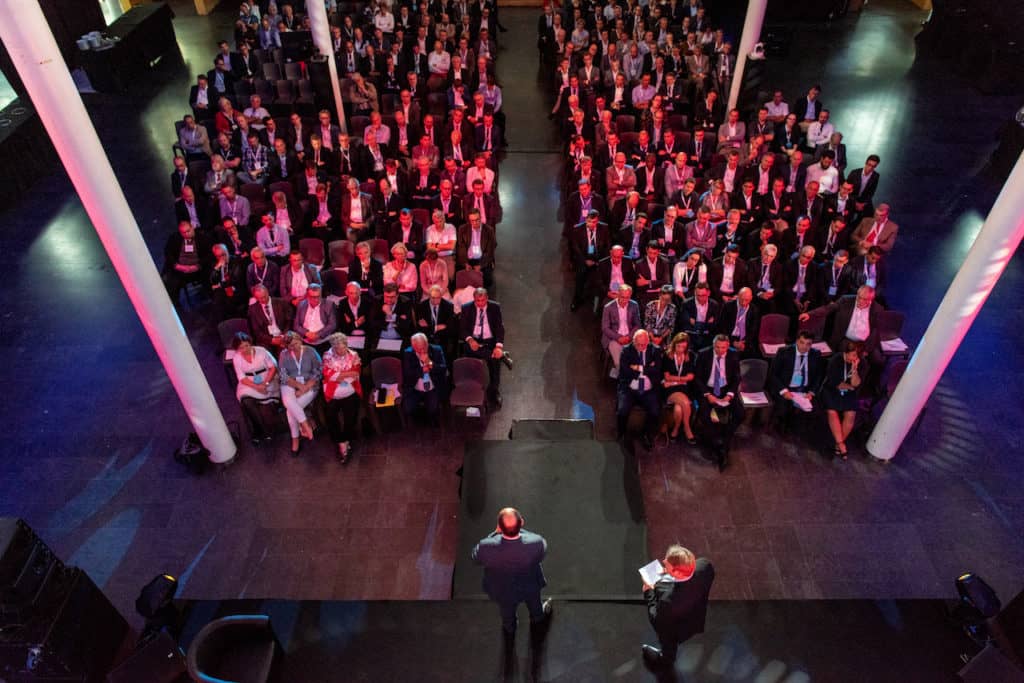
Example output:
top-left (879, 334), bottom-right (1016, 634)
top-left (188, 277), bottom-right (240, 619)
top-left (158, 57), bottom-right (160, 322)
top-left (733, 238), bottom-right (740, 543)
top-left (483, 9), bottom-right (617, 439)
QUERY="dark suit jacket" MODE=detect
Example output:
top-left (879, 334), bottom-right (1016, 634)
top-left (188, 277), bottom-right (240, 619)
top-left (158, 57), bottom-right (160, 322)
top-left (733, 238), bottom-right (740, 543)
top-left (401, 344), bottom-right (448, 394)
top-left (455, 223), bottom-right (497, 269)
top-left (460, 300), bottom-right (505, 344)
top-left (247, 297), bottom-right (293, 349)
top-left (387, 220), bottom-right (426, 259)
top-left (163, 232), bottom-right (213, 274)
top-left (680, 297), bottom-right (721, 335)
top-left (769, 345), bottom-right (823, 396)
top-left (618, 343), bottom-right (664, 392)
top-left (415, 297), bottom-right (457, 344)
top-left (634, 256), bottom-right (671, 293)
top-left (644, 558), bottom-right (715, 646)
top-left (351, 258), bottom-right (384, 297)
top-left (569, 221), bottom-right (611, 265)
top-left (686, 138), bottom-right (714, 175)
top-left (431, 194), bottom-right (464, 226)
top-left (716, 300), bottom-right (760, 344)
top-left (279, 263), bottom-right (322, 300)
top-left (849, 255), bottom-right (888, 297)
top-left (845, 167), bottom-right (880, 204)
top-left (811, 295), bottom-right (883, 358)
top-left (369, 297), bottom-right (416, 343)
top-left (340, 192), bottom-right (376, 234)
top-left (747, 257), bottom-right (784, 294)
top-left (783, 258), bottom-right (824, 308)
top-left (564, 192), bottom-right (608, 234)
top-left (793, 97), bottom-right (823, 122)
top-left (694, 347), bottom-right (741, 398)
top-left (597, 256), bottom-right (637, 294)
top-left (461, 193), bottom-right (501, 225)
top-left (336, 296), bottom-right (374, 337)
top-left (171, 169), bottom-right (199, 199)
top-left (471, 530), bottom-right (547, 602)
top-left (707, 258), bottom-right (749, 300)
top-left (174, 198), bottom-right (209, 230)
top-left (610, 198), bottom-right (649, 233)
top-left (267, 152), bottom-right (301, 184)
top-left (635, 165), bottom-right (665, 201)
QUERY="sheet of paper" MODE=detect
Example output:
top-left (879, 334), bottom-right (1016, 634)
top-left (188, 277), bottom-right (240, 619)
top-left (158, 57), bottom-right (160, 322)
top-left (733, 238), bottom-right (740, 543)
top-left (791, 392), bottom-right (814, 412)
top-left (811, 341), bottom-right (832, 354)
top-left (223, 349), bottom-right (235, 361)
top-left (639, 559), bottom-right (663, 586)
top-left (740, 391), bottom-right (769, 406)
top-left (881, 338), bottom-right (909, 353)
top-left (377, 338), bottom-right (403, 352)
top-left (347, 335), bottom-right (366, 349)
top-left (762, 343), bottom-right (784, 355)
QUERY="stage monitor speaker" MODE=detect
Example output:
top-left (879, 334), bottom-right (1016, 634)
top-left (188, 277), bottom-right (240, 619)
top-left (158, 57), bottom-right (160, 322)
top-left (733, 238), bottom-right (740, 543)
top-left (0, 517), bottom-right (66, 616)
top-left (105, 630), bottom-right (186, 683)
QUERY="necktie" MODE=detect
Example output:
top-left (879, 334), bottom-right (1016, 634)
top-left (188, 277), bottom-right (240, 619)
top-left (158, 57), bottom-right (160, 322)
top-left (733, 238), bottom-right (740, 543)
top-left (735, 306), bottom-right (747, 338)
top-left (866, 222), bottom-right (881, 244)
top-left (476, 308), bottom-right (485, 336)
top-left (712, 357), bottom-right (723, 395)
top-left (795, 354), bottom-right (806, 388)
top-left (432, 305), bottom-right (438, 325)
top-left (264, 303), bottom-right (273, 322)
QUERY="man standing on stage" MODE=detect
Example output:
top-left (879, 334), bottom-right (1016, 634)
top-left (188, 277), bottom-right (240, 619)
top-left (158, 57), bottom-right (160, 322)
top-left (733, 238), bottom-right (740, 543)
top-left (641, 545), bottom-right (716, 670)
top-left (471, 507), bottom-right (553, 647)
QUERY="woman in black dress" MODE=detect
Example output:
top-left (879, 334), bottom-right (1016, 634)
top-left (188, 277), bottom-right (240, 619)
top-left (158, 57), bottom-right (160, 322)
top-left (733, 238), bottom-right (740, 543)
top-left (661, 332), bottom-right (697, 444)
top-left (819, 340), bottom-right (864, 458)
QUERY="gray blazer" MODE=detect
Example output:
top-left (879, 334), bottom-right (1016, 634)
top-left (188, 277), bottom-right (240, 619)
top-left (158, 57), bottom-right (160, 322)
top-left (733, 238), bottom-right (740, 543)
top-left (277, 345), bottom-right (322, 383)
top-left (601, 299), bottom-right (642, 349)
top-left (293, 300), bottom-right (337, 343)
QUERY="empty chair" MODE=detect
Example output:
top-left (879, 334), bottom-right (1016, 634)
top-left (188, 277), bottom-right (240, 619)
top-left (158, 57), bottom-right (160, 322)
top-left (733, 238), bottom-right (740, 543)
top-left (675, 131), bottom-right (692, 150)
top-left (368, 356), bottom-right (406, 432)
top-left (329, 239), bottom-right (355, 269)
top-left (295, 80), bottom-right (316, 111)
top-left (448, 357), bottom-right (488, 418)
top-left (359, 180), bottom-right (377, 196)
top-left (381, 93), bottom-right (399, 114)
top-left (454, 269), bottom-right (483, 291)
top-left (186, 615), bottom-right (281, 683)
top-left (615, 114), bottom-right (636, 133)
top-left (619, 131), bottom-right (638, 149)
top-left (253, 79), bottom-right (275, 102)
top-left (233, 80), bottom-right (254, 102)
top-left (739, 358), bottom-right (771, 410)
top-left (268, 181), bottom-right (295, 205)
top-left (274, 80), bottom-right (296, 107)
top-left (240, 182), bottom-right (266, 205)
top-left (426, 93), bottom-right (447, 117)
top-left (188, 159), bottom-right (211, 185)
top-left (349, 115), bottom-right (370, 139)
top-left (411, 208), bottom-right (430, 227)
top-left (667, 114), bottom-right (688, 132)
top-left (758, 313), bottom-right (790, 358)
top-left (283, 62), bottom-right (304, 80)
top-left (262, 62), bottom-right (282, 80)
top-left (646, 202), bottom-right (665, 222)
top-left (320, 267), bottom-right (349, 303)
top-left (299, 238), bottom-right (325, 270)
top-left (878, 309), bottom-right (909, 357)
top-left (372, 238), bottom-right (390, 263)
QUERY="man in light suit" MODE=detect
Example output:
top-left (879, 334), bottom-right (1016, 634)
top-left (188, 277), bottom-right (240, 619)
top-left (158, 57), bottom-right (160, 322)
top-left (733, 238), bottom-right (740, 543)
top-left (293, 284), bottom-right (337, 347)
top-left (850, 204), bottom-right (898, 256)
top-left (471, 507), bottom-right (552, 649)
top-left (616, 329), bottom-right (664, 449)
top-left (768, 330), bottom-right (823, 433)
top-left (601, 284), bottom-right (642, 378)
top-left (641, 545), bottom-right (715, 671)
top-left (605, 152), bottom-right (637, 204)
top-left (340, 178), bottom-right (375, 242)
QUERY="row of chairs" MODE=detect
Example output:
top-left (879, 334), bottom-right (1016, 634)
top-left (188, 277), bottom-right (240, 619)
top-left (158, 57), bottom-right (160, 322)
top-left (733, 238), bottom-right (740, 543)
top-left (613, 113), bottom-right (690, 135)
top-left (755, 310), bottom-right (909, 360)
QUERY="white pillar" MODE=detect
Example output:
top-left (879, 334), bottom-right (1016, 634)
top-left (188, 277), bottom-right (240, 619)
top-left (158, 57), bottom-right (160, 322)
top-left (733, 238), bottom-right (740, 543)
top-left (306, 0), bottom-right (347, 134)
top-left (727, 0), bottom-right (768, 112)
top-left (0, 0), bottom-right (236, 464)
top-left (867, 150), bottom-right (1024, 460)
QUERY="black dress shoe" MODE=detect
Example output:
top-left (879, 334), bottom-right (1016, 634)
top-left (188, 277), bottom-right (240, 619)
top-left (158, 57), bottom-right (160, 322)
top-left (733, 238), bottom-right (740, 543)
top-left (501, 352), bottom-right (514, 370)
top-left (641, 645), bottom-right (665, 668)
top-left (717, 448), bottom-right (729, 472)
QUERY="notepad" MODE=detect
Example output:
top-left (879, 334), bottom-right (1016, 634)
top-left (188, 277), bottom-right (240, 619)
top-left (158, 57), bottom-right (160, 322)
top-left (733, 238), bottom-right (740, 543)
top-left (881, 338), bottom-right (909, 353)
top-left (811, 341), bottom-right (832, 354)
top-left (347, 335), bottom-right (365, 349)
top-left (639, 560), bottom-right (664, 586)
top-left (377, 338), bottom-right (403, 352)
top-left (791, 393), bottom-right (814, 413)
top-left (740, 391), bottom-right (769, 407)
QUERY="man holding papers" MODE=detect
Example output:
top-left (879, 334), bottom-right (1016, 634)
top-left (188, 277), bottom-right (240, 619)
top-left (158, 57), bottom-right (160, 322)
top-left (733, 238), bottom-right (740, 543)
top-left (641, 545), bottom-right (716, 670)
top-left (768, 331), bottom-right (823, 434)
top-left (471, 508), bottom-right (552, 650)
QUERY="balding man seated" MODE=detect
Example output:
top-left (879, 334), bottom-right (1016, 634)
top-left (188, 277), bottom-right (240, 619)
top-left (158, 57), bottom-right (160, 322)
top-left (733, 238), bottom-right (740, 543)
top-left (401, 332), bottom-right (448, 426)
top-left (616, 329), bottom-right (663, 450)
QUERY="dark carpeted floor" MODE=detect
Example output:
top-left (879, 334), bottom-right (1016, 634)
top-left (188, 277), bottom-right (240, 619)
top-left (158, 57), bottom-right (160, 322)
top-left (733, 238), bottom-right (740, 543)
top-left (453, 439), bottom-right (647, 600)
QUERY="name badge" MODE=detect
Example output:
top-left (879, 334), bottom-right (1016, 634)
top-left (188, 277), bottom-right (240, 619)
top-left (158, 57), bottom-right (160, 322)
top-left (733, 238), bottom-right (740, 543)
top-left (268, 323), bottom-right (281, 336)
top-left (295, 375), bottom-right (304, 383)
top-left (587, 244), bottom-right (595, 255)
top-left (184, 243), bottom-right (195, 253)
top-left (828, 286), bottom-right (837, 296)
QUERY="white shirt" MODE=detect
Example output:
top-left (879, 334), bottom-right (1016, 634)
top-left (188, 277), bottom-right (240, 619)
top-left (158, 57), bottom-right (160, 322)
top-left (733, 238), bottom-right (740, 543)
top-left (723, 166), bottom-right (737, 193)
top-left (471, 305), bottom-right (493, 339)
top-left (806, 163), bottom-right (839, 194)
top-left (289, 267), bottom-right (309, 298)
top-left (846, 305), bottom-right (871, 342)
top-left (468, 226), bottom-right (483, 259)
top-left (787, 352), bottom-right (809, 390)
top-left (706, 354), bottom-right (728, 392)
top-left (304, 303), bottom-right (324, 333)
top-left (721, 262), bottom-right (735, 293)
top-left (695, 300), bottom-right (708, 322)
top-left (807, 121), bottom-right (834, 147)
top-left (616, 303), bottom-right (631, 337)
top-left (765, 100), bottom-right (788, 118)
top-left (349, 196), bottom-right (363, 222)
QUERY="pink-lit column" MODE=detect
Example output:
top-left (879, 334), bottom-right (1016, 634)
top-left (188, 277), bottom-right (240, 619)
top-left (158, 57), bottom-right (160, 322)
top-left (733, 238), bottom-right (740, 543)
top-left (0, 1), bottom-right (236, 463)
top-left (306, 0), bottom-right (348, 134)
top-left (868, 150), bottom-right (1024, 460)
top-left (727, 0), bottom-right (768, 112)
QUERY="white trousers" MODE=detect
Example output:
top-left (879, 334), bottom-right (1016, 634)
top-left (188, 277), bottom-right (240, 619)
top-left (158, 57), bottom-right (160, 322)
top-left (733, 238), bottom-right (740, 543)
top-left (281, 385), bottom-right (317, 437)
top-left (608, 341), bottom-right (625, 369)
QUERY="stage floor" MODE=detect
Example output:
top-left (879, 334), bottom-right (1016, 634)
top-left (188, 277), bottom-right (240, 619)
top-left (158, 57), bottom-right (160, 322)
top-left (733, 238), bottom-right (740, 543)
top-left (453, 439), bottom-right (647, 600)
top-left (177, 597), bottom-right (976, 682)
